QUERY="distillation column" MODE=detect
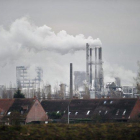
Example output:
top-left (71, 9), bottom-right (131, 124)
top-left (98, 47), bottom-right (104, 92)
top-left (90, 48), bottom-right (92, 87)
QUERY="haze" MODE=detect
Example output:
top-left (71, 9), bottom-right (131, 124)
top-left (0, 0), bottom-right (139, 87)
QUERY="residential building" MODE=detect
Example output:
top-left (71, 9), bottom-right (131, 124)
top-left (0, 99), bottom-right (14, 124)
top-left (62, 98), bottom-right (140, 122)
top-left (0, 98), bottom-right (48, 125)
top-left (41, 100), bottom-right (70, 120)
top-left (41, 98), bottom-right (140, 123)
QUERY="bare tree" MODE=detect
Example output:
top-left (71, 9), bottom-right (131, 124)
top-left (134, 61), bottom-right (140, 94)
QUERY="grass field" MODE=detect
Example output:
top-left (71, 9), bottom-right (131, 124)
top-left (0, 123), bottom-right (140, 140)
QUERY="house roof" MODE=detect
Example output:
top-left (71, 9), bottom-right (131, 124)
top-left (62, 98), bottom-right (138, 120)
top-left (62, 99), bottom-right (101, 119)
top-left (41, 100), bottom-right (70, 113)
top-left (0, 99), bottom-right (14, 119)
top-left (0, 99), bottom-right (15, 112)
top-left (92, 98), bottom-right (137, 120)
top-left (1, 98), bottom-right (37, 121)
top-left (7, 98), bottom-right (36, 113)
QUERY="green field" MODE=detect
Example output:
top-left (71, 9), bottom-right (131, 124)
top-left (0, 123), bottom-right (140, 140)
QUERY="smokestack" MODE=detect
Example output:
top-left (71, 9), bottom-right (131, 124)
top-left (86, 43), bottom-right (89, 84)
top-left (99, 47), bottom-right (102, 60)
top-left (70, 63), bottom-right (73, 99)
top-left (95, 47), bottom-right (97, 94)
top-left (90, 48), bottom-right (92, 86)
top-left (98, 47), bottom-right (104, 92)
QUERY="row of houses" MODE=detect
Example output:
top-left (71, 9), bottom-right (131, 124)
top-left (41, 98), bottom-right (140, 123)
top-left (0, 98), bottom-right (48, 125)
top-left (0, 98), bottom-right (140, 124)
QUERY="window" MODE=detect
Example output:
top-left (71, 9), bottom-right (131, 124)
top-left (87, 111), bottom-right (90, 115)
top-left (7, 112), bottom-right (11, 115)
top-left (75, 112), bottom-right (78, 115)
top-left (21, 105), bottom-right (28, 110)
top-left (122, 109), bottom-right (126, 115)
top-left (104, 101), bottom-right (107, 104)
top-left (105, 111), bottom-right (108, 114)
top-left (110, 101), bottom-right (113, 104)
top-left (116, 109), bottom-right (119, 115)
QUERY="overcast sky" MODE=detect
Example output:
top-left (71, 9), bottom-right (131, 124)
top-left (0, 0), bottom-right (140, 87)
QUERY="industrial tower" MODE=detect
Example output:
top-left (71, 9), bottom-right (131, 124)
top-left (86, 43), bottom-right (104, 95)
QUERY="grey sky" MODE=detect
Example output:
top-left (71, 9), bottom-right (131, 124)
top-left (0, 0), bottom-right (140, 86)
top-left (1, 0), bottom-right (139, 71)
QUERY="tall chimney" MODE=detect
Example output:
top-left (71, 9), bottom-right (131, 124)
top-left (95, 47), bottom-right (97, 94)
top-left (99, 47), bottom-right (102, 60)
top-left (90, 48), bottom-right (92, 86)
top-left (70, 63), bottom-right (73, 99)
top-left (98, 47), bottom-right (104, 92)
top-left (86, 43), bottom-right (89, 84)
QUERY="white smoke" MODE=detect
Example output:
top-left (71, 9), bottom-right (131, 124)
top-left (104, 62), bottom-right (136, 86)
top-left (0, 17), bottom-right (101, 55)
top-left (0, 17), bottom-right (136, 88)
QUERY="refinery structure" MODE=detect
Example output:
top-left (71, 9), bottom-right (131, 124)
top-left (86, 43), bottom-right (104, 97)
top-left (0, 43), bottom-right (138, 99)
top-left (16, 66), bottom-right (43, 90)
top-left (16, 66), bottom-right (43, 98)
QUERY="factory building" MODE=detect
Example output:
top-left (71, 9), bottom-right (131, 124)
top-left (115, 77), bottom-right (121, 87)
top-left (122, 86), bottom-right (137, 98)
top-left (74, 71), bottom-right (86, 90)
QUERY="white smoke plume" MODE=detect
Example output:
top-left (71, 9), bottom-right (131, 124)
top-left (0, 17), bottom-right (101, 56)
top-left (104, 62), bottom-right (136, 86)
top-left (0, 17), bottom-right (136, 88)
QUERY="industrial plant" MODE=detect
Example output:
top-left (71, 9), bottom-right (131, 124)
top-left (0, 42), bottom-right (140, 126)
top-left (0, 43), bottom-right (138, 100)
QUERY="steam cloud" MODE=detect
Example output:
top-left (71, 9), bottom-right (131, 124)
top-left (0, 17), bottom-right (136, 88)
